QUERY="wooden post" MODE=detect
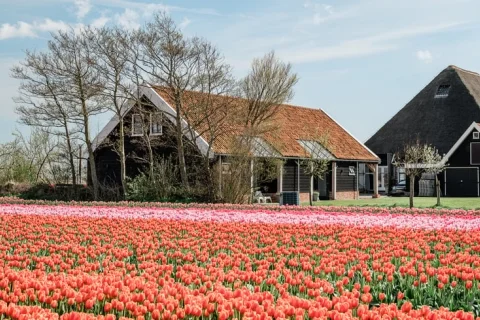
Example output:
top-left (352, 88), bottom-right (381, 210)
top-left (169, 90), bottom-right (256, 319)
top-left (356, 162), bottom-right (359, 200)
top-left (373, 163), bottom-right (379, 197)
top-left (332, 161), bottom-right (337, 200)
top-left (218, 156), bottom-right (223, 197)
top-left (250, 158), bottom-right (254, 203)
top-left (277, 162), bottom-right (283, 193)
top-left (297, 160), bottom-right (300, 193)
top-left (78, 146), bottom-right (82, 185)
top-left (310, 162), bottom-right (314, 206)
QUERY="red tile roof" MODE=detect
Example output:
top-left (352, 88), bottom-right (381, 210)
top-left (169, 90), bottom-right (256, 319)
top-left (153, 86), bottom-right (378, 162)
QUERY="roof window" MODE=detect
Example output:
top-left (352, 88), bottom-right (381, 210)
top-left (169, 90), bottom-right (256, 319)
top-left (434, 85), bottom-right (450, 98)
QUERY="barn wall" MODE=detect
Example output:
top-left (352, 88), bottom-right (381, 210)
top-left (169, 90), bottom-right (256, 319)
top-left (336, 162), bottom-right (357, 192)
top-left (93, 100), bottom-right (201, 188)
top-left (282, 159), bottom-right (313, 192)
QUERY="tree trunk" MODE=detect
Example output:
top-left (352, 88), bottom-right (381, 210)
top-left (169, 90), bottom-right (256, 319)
top-left (409, 174), bottom-right (415, 209)
top-left (436, 174), bottom-right (441, 207)
top-left (63, 124), bottom-right (76, 192)
top-left (146, 139), bottom-right (154, 181)
top-left (204, 158), bottom-right (216, 202)
top-left (309, 172), bottom-right (313, 206)
top-left (175, 108), bottom-right (189, 190)
top-left (81, 104), bottom-right (99, 201)
top-left (118, 118), bottom-right (127, 199)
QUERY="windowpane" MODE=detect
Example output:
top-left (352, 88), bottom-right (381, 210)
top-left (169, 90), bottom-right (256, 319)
top-left (435, 85), bottom-right (450, 98)
top-left (471, 143), bottom-right (480, 165)
top-left (150, 113), bottom-right (162, 135)
top-left (132, 114), bottom-right (143, 136)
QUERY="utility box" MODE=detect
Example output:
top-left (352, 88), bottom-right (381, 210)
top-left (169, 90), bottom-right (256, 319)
top-left (280, 191), bottom-right (300, 206)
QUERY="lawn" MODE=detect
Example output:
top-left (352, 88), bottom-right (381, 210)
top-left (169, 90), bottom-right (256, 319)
top-left (308, 197), bottom-right (480, 209)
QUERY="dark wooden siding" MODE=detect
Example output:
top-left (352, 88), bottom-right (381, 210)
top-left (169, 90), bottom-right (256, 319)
top-left (436, 129), bottom-right (480, 197)
top-left (283, 160), bottom-right (298, 192)
top-left (299, 168), bottom-right (310, 192)
top-left (283, 159), bottom-right (318, 192)
top-left (93, 97), bottom-right (202, 188)
top-left (336, 162), bottom-right (357, 192)
top-left (448, 128), bottom-right (480, 168)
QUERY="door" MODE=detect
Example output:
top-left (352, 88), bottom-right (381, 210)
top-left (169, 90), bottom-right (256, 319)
top-left (445, 168), bottom-right (479, 197)
top-left (378, 166), bottom-right (388, 192)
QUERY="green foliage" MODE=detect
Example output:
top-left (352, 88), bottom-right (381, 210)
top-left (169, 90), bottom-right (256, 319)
top-left (125, 158), bottom-right (207, 203)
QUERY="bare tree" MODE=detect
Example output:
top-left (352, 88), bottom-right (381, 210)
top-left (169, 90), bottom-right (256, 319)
top-left (11, 50), bottom-right (78, 187)
top-left (90, 27), bottom-right (137, 198)
top-left (223, 50), bottom-right (298, 203)
top-left (240, 51), bottom-right (299, 131)
top-left (394, 139), bottom-right (444, 208)
top-left (177, 39), bottom-right (238, 200)
top-left (300, 133), bottom-right (332, 206)
top-left (128, 103), bottom-right (165, 180)
top-left (0, 129), bottom-right (65, 185)
top-left (47, 28), bottom-right (106, 200)
top-left (138, 12), bottom-right (200, 190)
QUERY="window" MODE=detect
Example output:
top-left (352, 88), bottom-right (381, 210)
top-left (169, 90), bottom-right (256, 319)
top-left (471, 143), bottom-right (480, 165)
top-left (222, 163), bottom-right (231, 175)
top-left (349, 166), bottom-right (355, 176)
top-left (434, 85), bottom-right (451, 98)
top-left (474, 132), bottom-right (480, 140)
top-left (132, 114), bottom-right (143, 136)
top-left (150, 113), bottom-right (163, 136)
top-left (397, 167), bottom-right (406, 183)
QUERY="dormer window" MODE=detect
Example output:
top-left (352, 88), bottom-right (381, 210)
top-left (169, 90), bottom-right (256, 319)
top-left (150, 113), bottom-right (163, 136)
top-left (435, 85), bottom-right (451, 98)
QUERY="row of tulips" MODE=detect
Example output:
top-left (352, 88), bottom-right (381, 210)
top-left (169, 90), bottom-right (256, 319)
top-left (1, 203), bottom-right (480, 319)
top-left (1, 203), bottom-right (480, 230)
top-left (1, 195), bottom-right (480, 216)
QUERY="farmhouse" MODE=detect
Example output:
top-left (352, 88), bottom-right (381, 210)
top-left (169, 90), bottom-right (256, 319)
top-left (366, 65), bottom-right (480, 197)
top-left (92, 85), bottom-right (379, 202)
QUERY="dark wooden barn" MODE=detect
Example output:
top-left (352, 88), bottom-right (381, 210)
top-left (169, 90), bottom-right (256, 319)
top-left (92, 85), bottom-right (380, 201)
top-left (366, 65), bottom-right (480, 197)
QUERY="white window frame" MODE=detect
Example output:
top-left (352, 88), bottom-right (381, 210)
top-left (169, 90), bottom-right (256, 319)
top-left (473, 132), bottom-right (480, 140)
top-left (222, 163), bottom-right (231, 175)
top-left (131, 114), bottom-right (144, 137)
top-left (470, 142), bottom-right (480, 165)
top-left (150, 112), bottom-right (163, 136)
top-left (348, 166), bottom-right (355, 176)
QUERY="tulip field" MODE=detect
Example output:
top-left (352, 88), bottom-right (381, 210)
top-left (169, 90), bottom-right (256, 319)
top-left (1, 202), bottom-right (480, 319)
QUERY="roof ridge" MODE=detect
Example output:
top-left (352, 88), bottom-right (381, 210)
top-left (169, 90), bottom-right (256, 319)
top-left (448, 65), bottom-right (479, 76)
top-left (152, 84), bottom-right (324, 113)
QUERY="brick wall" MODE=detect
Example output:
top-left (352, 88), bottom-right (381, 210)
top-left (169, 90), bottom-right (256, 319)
top-left (335, 191), bottom-right (359, 200)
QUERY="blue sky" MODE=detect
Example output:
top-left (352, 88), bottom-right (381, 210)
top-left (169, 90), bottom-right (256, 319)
top-left (0, 0), bottom-right (479, 144)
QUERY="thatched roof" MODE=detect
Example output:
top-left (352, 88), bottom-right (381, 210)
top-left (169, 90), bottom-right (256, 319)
top-left (366, 65), bottom-right (480, 155)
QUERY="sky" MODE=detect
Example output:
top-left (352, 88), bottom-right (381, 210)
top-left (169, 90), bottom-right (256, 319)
top-left (0, 0), bottom-right (480, 144)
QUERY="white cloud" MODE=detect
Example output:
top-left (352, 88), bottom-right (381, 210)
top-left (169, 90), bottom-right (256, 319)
top-left (0, 19), bottom-right (73, 40)
top-left (416, 50), bottom-right (433, 63)
top-left (0, 22), bottom-right (35, 40)
top-left (278, 22), bottom-right (461, 64)
top-left (179, 17), bottom-right (191, 29)
top-left (280, 40), bottom-right (395, 64)
top-left (304, 2), bottom-right (338, 25)
top-left (323, 4), bottom-right (334, 15)
top-left (74, 0), bottom-right (92, 20)
top-left (115, 8), bottom-right (140, 30)
top-left (91, 16), bottom-right (110, 28)
top-left (36, 19), bottom-right (71, 33)
top-left (95, 0), bottom-right (218, 16)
